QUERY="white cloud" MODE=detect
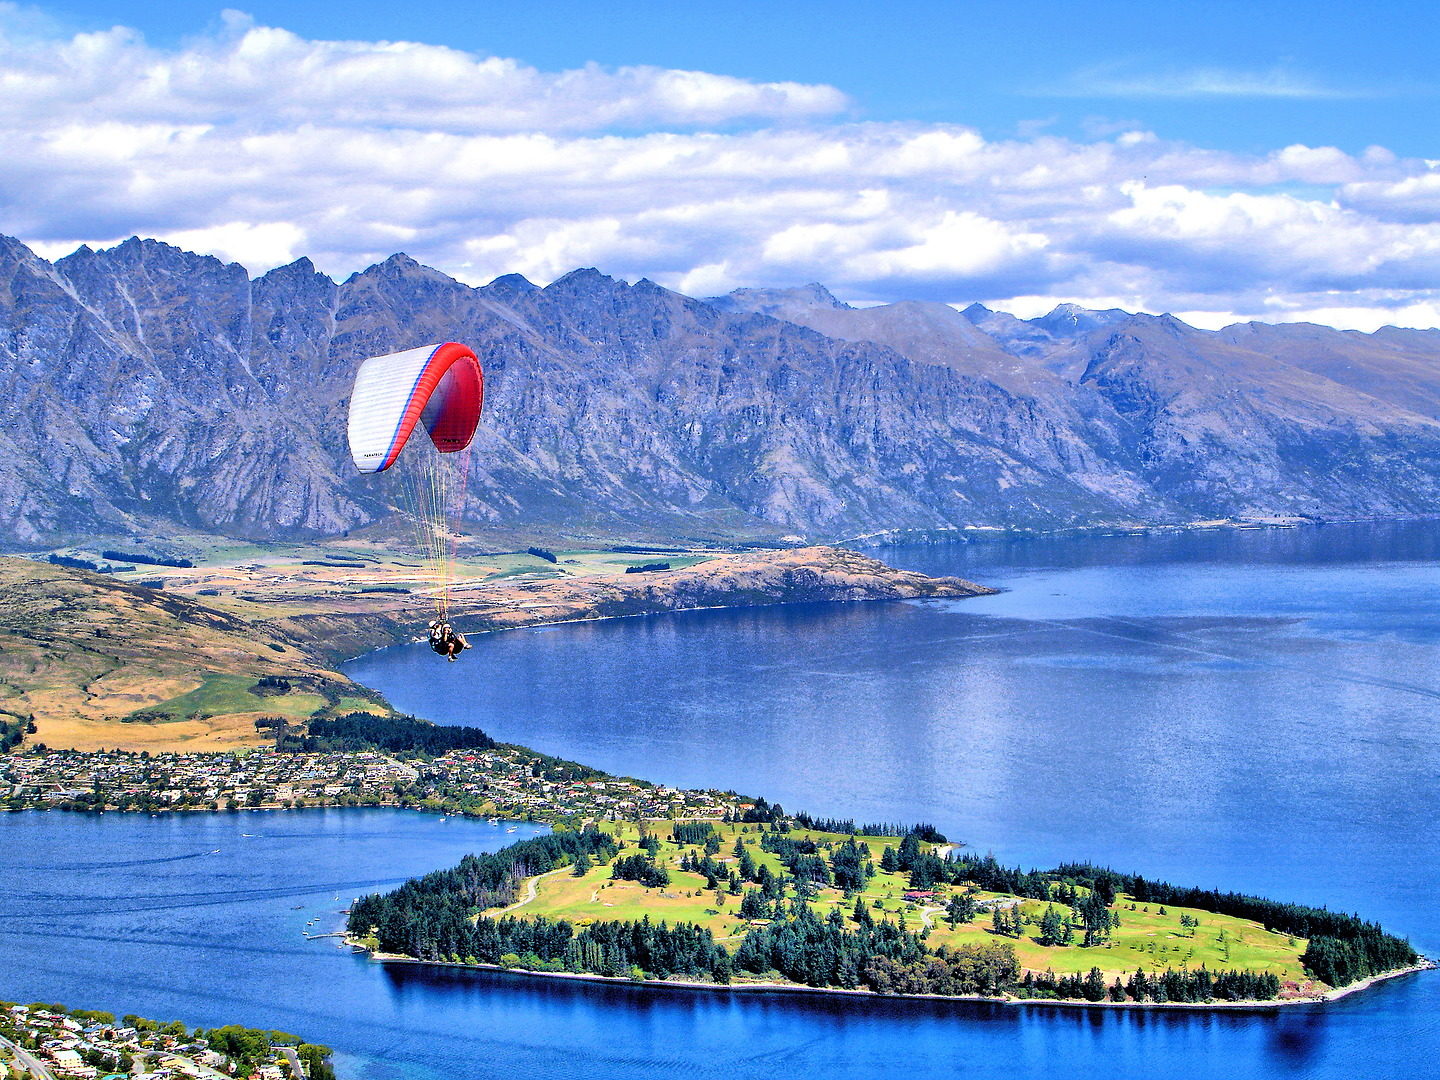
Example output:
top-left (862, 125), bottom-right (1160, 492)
top-left (0, 10), bottom-right (1438, 329)
top-left (158, 220), bottom-right (307, 270)
top-left (0, 9), bottom-right (847, 133)
top-left (1339, 168), bottom-right (1440, 222)
top-left (1048, 63), bottom-right (1365, 100)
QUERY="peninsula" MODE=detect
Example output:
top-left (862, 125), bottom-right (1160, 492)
top-left (0, 545), bottom-right (990, 752)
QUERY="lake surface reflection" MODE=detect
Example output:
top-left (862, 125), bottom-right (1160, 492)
top-left (4, 522), bottom-right (1437, 1079)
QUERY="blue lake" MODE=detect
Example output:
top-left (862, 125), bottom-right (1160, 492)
top-left (6, 522), bottom-right (1440, 1078)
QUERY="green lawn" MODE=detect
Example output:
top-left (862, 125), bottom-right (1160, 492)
top-left (128, 674), bottom-right (327, 722)
top-left (329, 694), bottom-right (389, 715)
top-left (926, 896), bottom-right (1307, 980)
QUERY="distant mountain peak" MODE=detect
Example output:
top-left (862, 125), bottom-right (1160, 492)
top-left (1031, 303), bottom-right (1133, 337)
top-left (263, 256), bottom-right (318, 279)
top-left (486, 272), bottom-right (538, 295)
top-left (547, 267), bottom-right (615, 291)
top-left (705, 282), bottom-right (851, 319)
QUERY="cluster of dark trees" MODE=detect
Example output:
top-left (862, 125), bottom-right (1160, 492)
top-left (348, 827), bottom-right (620, 952)
top-left (728, 796), bottom-right (786, 823)
top-left (678, 849), bottom-right (733, 889)
top-left (367, 909), bottom-right (732, 983)
top-left (47, 553), bottom-right (99, 570)
top-left (791, 813), bottom-right (947, 842)
top-left (624, 561), bottom-right (671, 573)
top-left (0, 715), bottom-right (28, 752)
top-left (526, 547), bottom-right (558, 563)
top-left (861, 943), bottom-right (1021, 996)
top-left (43, 552), bottom-right (135, 573)
top-left (734, 902), bottom-right (929, 988)
top-left (1300, 934), bottom-right (1415, 987)
top-left (758, 832), bottom-right (876, 894)
top-left (611, 853), bottom-right (671, 888)
top-left (102, 549), bottom-right (194, 567)
top-left (1014, 966), bottom-right (1282, 1003)
top-left (670, 822), bottom-right (716, 846)
top-left (277, 712), bottom-right (498, 755)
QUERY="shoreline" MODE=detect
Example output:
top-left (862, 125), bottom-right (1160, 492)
top-left (833, 514), bottom-right (1440, 549)
top-left (348, 940), bottom-right (1434, 1011)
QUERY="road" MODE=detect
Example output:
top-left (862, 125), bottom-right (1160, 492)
top-left (0, 1033), bottom-right (58, 1080)
top-left (496, 868), bottom-right (567, 914)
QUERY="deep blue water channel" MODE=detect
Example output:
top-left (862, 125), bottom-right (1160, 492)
top-left (6, 522), bottom-right (1439, 1078)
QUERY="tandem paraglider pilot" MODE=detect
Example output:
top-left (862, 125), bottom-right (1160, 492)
top-left (428, 620), bottom-right (469, 662)
top-left (346, 341), bottom-right (485, 667)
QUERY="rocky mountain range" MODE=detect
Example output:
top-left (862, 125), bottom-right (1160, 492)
top-left (4, 232), bottom-right (1440, 549)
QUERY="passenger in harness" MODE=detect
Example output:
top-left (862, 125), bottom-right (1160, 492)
top-left (427, 619), bottom-right (470, 662)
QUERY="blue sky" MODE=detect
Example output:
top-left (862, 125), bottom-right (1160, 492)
top-left (2, 2), bottom-right (1438, 328)
top-left (31, 0), bottom-right (1439, 155)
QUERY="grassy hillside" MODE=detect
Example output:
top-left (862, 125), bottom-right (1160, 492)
top-left (0, 557), bottom-right (374, 752)
top-left (0, 542), bottom-right (986, 751)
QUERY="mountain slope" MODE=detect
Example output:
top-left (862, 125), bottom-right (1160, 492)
top-left (5, 234), bottom-right (1440, 548)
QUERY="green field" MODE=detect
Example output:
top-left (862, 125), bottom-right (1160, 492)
top-left (59, 536), bottom-right (730, 599)
top-left (497, 821), bottom-right (1308, 982)
top-left (128, 674), bottom-right (327, 723)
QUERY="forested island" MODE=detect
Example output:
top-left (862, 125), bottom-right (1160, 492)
top-left (347, 815), bottom-right (1426, 1007)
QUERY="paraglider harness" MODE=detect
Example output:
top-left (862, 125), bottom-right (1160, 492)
top-left (428, 619), bottom-right (469, 662)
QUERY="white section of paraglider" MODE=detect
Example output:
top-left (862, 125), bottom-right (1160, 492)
top-left (346, 342), bottom-right (484, 624)
top-left (347, 343), bottom-right (445, 473)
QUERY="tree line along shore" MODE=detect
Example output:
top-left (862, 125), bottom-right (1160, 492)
top-left (347, 811), bottom-right (1426, 1008)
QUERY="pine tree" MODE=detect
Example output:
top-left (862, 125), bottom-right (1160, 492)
top-left (1039, 904), bottom-right (1064, 947)
top-left (854, 897), bottom-right (874, 928)
top-left (1083, 966), bottom-right (1107, 1002)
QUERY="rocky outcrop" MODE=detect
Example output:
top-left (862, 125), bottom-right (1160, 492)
top-left (7, 234), bottom-right (1440, 547)
top-left (281, 546), bottom-right (994, 663)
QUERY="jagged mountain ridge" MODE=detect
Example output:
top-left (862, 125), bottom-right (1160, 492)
top-left (4, 233), bottom-right (1440, 548)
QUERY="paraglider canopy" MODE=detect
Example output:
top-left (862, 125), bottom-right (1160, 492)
top-left (347, 342), bottom-right (483, 473)
top-left (346, 341), bottom-right (485, 642)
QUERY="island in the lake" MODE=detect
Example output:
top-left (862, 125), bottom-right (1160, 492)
top-left (346, 815), bottom-right (1430, 1008)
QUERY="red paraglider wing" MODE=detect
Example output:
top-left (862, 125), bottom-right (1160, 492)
top-left (419, 345), bottom-right (484, 454)
top-left (347, 342), bottom-right (484, 473)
